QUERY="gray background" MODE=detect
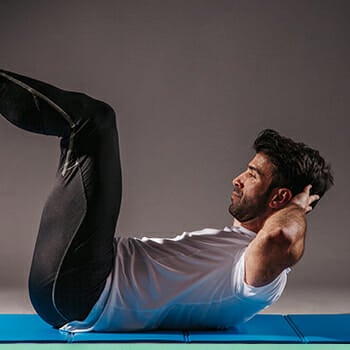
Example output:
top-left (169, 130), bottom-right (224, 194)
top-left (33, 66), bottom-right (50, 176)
top-left (0, 0), bottom-right (349, 313)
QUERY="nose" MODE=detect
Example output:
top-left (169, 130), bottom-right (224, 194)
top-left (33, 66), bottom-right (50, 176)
top-left (232, 173), bottom-right (244, 188)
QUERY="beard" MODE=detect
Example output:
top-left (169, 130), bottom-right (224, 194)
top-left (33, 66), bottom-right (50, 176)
top-left (229, 187), bottom-right (270, 223)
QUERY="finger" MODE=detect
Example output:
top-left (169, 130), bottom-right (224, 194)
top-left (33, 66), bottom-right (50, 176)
top-left (306, 205), bottom-right (313, 213)
top-left (306, 194), bottom-right (320, 214)
top-left (309, 194), bottom-right (320, 204)
top-left (304, 184), bottom-right (312, 194)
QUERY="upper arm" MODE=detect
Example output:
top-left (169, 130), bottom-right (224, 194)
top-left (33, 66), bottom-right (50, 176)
top-left (244, 206), bottom-right (306, 287)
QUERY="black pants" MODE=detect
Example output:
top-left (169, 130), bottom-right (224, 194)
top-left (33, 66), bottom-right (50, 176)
top-left (0, 70), bottom-right (122, 328)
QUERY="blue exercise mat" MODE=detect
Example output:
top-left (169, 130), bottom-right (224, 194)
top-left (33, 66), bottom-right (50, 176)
top-left (287, 314), bottom-right (350, 343)
top-left (70, 330), bottom-right (186, 343)
top-left (187, 315), bottom-right (302, 343)
top-left (0, 314), bottom-right (67, 343)
top-left (72, 315), bottom-right (301, 343)
top-left (0, 314), bottom-right (349, 343)
top-left (0, 314), bottom-right (185, 343)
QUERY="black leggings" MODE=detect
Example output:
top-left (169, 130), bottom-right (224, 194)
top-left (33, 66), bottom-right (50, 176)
top-left (0, 70), bottom-right (122, 328)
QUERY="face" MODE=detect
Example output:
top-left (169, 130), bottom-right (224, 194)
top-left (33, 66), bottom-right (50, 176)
top-left (229, 153), bottom-right (275, 224)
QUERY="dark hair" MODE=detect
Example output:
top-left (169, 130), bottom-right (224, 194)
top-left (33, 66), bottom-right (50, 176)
top-left (253, 129), bottom-right (334, 204)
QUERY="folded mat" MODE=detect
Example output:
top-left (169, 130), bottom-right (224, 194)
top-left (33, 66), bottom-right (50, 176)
top-left (0, 314), bottom-right (349, 344)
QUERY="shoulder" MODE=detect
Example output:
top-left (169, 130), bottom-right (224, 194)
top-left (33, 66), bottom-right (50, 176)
top-left (139, 227), bottom-right (231, 242)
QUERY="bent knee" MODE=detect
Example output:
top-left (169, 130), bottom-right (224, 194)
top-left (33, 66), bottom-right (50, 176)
top-left (80, 93), bottom-right (117, 131)
top-left (95, 100), bottom-right (117, 130)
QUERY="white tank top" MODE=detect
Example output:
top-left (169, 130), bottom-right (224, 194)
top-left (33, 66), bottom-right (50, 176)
top-left (61, 226), bottom-right (288, 332)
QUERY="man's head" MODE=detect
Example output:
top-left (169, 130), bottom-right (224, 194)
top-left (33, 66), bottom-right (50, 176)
top-left (229, 129), bottom-right (334, 230)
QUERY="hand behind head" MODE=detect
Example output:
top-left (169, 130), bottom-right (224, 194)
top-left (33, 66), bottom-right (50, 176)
top-left (290, 185), bottom-right (320, 213)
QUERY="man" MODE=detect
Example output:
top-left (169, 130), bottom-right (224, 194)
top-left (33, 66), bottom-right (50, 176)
top-left (0, 69), bottom-right (333, 332)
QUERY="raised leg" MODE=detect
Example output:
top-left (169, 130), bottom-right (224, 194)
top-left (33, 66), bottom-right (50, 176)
top-left (0, 70), bottom-right (122, 327)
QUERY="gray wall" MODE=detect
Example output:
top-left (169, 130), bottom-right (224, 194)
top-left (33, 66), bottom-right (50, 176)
top-left (0, 1), bottom-right (349, 294)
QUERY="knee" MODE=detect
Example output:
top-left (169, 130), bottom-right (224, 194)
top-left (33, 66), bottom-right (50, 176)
top-left (78, 92), bottom-right (117, 131)
top-left (94, 100), bottom-right (117, 130)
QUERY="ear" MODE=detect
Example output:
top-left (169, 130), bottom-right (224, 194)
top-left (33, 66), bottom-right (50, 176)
top-left (269, 188), bottom-right (293, 209)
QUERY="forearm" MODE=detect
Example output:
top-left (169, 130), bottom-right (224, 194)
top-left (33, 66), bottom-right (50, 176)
top-left (260, 204), bottom-right (307, 242)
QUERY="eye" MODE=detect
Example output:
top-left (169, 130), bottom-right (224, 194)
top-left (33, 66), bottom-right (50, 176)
top-left (248, 171), bottom-right (256, 179)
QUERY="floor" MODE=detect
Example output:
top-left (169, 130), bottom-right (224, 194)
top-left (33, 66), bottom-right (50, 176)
top-left (0, 286), bottom-right (349, 315)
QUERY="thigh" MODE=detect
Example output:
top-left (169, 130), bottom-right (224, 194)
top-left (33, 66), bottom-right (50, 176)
top-left (29, 115), bottom-right (122, 327)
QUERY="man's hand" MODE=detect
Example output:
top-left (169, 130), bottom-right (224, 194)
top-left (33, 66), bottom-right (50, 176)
top-left (290, 184), bottom-right (320, 213)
